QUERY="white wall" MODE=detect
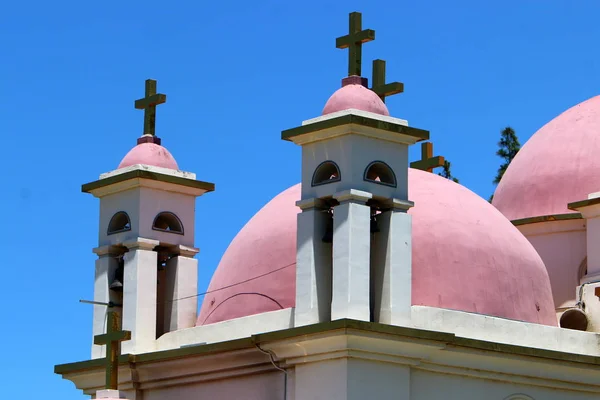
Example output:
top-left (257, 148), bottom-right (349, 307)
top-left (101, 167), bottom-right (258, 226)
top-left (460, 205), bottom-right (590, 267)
top-left (517, 220), bottom-right (586, 310)
top-left (411, 369), bottom-right (595, 400)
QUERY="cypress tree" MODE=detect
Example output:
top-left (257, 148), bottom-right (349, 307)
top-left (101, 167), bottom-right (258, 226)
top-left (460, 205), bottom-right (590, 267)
top-left (494, 126), bottom-right (521, 184)
top-left (490, 126), bottom-right (521, 202)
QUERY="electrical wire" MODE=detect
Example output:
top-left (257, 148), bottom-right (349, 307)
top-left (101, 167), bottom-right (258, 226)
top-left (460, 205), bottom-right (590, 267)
top-left (255, 343), bottom-right (287, 400)
top-left (162, 261), bottom-right (296, 304)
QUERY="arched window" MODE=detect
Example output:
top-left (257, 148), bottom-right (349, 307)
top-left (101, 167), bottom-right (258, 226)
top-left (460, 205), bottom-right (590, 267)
top-left (504, 395), bottom-right (535, 400)
top-left (153, 212), bottom-right (184, 234)
top-left (107, 212), bottom-right (131, 235)
top-left (364, 161), bottom-right (396, 187)
top-left (312, 161), bottom-right (341, 186)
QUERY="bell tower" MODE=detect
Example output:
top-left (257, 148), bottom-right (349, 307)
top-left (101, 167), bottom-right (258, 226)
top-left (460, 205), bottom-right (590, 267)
top-left (283, 12), bottom-right (429, 327)
top-left (84, 79), bottom-right (215, 358)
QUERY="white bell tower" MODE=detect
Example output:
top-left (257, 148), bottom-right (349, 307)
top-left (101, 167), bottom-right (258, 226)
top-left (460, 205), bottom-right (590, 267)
top-left (84, 79), bottom-right (215, 358)
top-left (284, 13), bottom-right (429, 328)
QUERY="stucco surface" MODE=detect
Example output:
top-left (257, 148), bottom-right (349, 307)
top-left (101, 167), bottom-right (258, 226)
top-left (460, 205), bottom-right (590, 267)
top-left (322, 83), bottom-right (390, 116)
top-left (118, 142), bottom-right (179, 170)
top-left (493, 95), bottom-right (600, 220)
top-left (198, 169), bottom-right (557, 326)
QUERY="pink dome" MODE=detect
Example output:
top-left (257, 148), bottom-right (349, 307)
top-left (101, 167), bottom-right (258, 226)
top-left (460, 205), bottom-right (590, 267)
top-left (493, 96), bottom-right (600, 221)
top-left (322, 78), bottom-right (389, 116)
top-left (198, 170), bottom-right (557, 326)
top-left (118, 142), bottom-right (179, 170)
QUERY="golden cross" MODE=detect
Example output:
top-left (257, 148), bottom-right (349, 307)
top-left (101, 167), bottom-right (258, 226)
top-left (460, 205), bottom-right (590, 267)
top-left (336, 12), bottom-right (375, 77)
top-left (93, 311), bottom-right (131, 390)
top-left (410, 142), bottom-right (445, 173)
top-left (371, 59), bottom-right (404, 103)
top-left (134, 79), bottom-right (167, 136)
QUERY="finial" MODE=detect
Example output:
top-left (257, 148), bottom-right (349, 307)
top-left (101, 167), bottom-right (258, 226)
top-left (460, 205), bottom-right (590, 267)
top-left (336, 12), bottom-right (375, 77)
top-left (371, 59), bottom-right (404, 103)
top-left (410, 142), bottom-right (445, 173)
top-left (93, 311), bottom-right (131, 390)
top-left (134, 79), bottom-right (167, 143)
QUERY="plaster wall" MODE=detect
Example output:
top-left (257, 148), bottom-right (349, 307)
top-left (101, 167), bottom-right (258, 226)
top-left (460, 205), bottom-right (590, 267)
top-left (294, 358), bottom-right (410, 400)
top-left (98, 187), bottom-right (196, 247)
top-left (517, 220), bottom-right (586, 310)
top-left (142, 371), bottom-right (284, 400)
top-left (300, 134), bottom-right (409, 201)
top-left (410, 369), bottom-right (595, 400)
top-left (411, 305), bottom-right (600, 357)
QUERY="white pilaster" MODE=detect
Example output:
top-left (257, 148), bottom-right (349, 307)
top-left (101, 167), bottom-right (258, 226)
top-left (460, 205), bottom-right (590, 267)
top-left (295, 198), bottom-right (332, 327)
top-left (294, 358), bottom-right (410, 400)
top-left (164, 245), bottom-right (199, 332)
top-left (121, 238), bottom-right (159, 354)
top-left (372, 199), bottom-right (414, 326)
top-left (331, 189), bottom-right (373, 322)
top-left (568, 198), bottom-right (600, 281)
top-left (91, 246), bottom-right (119, 359)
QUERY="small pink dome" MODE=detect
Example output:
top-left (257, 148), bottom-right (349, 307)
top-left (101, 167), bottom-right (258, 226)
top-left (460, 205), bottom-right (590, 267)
top-left (118, 142), bottom-right (179, 170)
top-left (493, 96), bottom-right (600, 220)
top-left (198, 170), bottom-right (556, 326)
top-left (322, 80), bottom-right (389, 116)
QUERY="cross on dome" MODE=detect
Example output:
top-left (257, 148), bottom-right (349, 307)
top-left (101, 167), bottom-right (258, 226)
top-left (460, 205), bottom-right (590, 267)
top-left (134, 79), bottom-right (167, 137)
top-left (93, 311), bottom-right (131, 390)
top-left (371, 59), bottom-right (404, 103)
top-left (410, 142), bottom-right (445, 173)
top-left (336, 12), bottom-right (375, 77)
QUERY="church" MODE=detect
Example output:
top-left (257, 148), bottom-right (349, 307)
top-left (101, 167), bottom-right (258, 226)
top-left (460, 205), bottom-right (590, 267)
top-left (55, 12), bottom-right (600, 400)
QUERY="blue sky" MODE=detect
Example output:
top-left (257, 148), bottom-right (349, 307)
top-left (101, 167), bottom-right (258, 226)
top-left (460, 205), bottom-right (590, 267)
top-left (2, 1), bottom-right (600, 398)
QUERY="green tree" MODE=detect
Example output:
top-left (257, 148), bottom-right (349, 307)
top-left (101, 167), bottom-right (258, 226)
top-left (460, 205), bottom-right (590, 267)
top-left (438, 160), bottom-right (459, 183)
top-left (490, 126), bottom-right (521, 202)
top-left (493, 126), bottom-right (521, 184)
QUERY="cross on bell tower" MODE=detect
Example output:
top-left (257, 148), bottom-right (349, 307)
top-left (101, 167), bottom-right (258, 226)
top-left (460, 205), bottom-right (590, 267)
top-left (93, 311), bottom-right (131, 390)
top-left (336, 12), bottom-right (375, 77)
top-left (371, 59), bottom-right (404, 103)
top-left (134, 79), bottom-right (167, 137)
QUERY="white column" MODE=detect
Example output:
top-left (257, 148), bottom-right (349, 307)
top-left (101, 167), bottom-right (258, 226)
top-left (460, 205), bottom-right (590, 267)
top-left (331, 190), bottom-right (373, 322)
top-left (164, 245), bottom-right (199, 332)
top-left (372, 199), bottom-right (414, 326)
top-left (295, 198), bottom-right (332, 327)
top-left (91, 246), bottom-right (118, 359)
top-left (121, 238), bottom-right (159, 355)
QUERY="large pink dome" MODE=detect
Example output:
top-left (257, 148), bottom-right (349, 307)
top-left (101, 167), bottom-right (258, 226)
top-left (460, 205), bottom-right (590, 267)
top-left (118, 141), bottom-right (179, 170)
top-left (493, 96), bottom-right (600, 221)
top-left (198, 170), bottom-right (556, 326)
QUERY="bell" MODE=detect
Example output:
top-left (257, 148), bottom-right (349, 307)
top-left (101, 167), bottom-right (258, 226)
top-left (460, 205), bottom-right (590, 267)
top-left (110, 263), bottom-right (124, 292)
top-left (370, 215), bottom-right (380, 233)
top-left (109, 278), bottom-right (123, 292)
top-left (559, 308), bottom-right (588, 331)
top-left (322, 211), bottom-right (334, 243)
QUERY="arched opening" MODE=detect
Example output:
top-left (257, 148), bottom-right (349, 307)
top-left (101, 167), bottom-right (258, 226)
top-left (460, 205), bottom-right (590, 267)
top-left (312, 161), bottom-right (341, 186)
top-left (107, 211), bottom-right (131, 235)
top-left (364, 161), bottom-right (396, 187)
top-left (152, 212), bottom-right (184, 234)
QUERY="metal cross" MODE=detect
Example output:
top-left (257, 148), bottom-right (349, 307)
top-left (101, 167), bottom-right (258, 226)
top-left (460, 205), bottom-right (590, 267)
top-left (134, 79), bottom-right (167, 136)
top-left (93, 311), bottom-right (131, 390)
top-left (410, 142), bottom-right (445, 173)
top-left (371, 59), bottom-right (404, 103)
top-left (336, 12), bottom-right (375, 77)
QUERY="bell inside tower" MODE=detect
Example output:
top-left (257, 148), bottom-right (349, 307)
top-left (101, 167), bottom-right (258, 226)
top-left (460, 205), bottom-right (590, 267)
top-left (155, 245), bottom-right (175, 338)
top-left (368, 200), bottom-right (385, 323)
